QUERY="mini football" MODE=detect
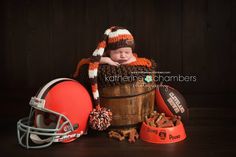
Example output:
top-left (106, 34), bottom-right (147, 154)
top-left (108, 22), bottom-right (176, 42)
top-left (156, 85), bottom-right (189, 124)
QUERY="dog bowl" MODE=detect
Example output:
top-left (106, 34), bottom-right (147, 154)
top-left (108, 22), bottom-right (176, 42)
top-left (140, 118), bottom-right (186, 144)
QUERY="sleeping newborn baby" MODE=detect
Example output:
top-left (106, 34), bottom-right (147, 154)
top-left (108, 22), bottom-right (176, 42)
top-left (73, 26), bottom-right (154, 142)
top-left (100, 47), bottom-right (137, 66)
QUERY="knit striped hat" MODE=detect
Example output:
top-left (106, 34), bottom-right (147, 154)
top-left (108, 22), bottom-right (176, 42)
top-left (89, 26), bottom-right (135, 106)
top-left (88, 26), bottom-right (135, 130)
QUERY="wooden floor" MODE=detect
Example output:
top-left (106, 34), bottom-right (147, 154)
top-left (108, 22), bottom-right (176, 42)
top-left (1, 108), bottom-right (236, 157)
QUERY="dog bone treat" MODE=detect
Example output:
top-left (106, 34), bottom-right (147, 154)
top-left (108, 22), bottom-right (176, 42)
top-left (108, 128), bottom-right (139, 143)
top-left (145, 111), bottom-right (181, 128)
top-left (171, 115), bottom-right (181, 126)
top-left (156, 114), bottom-right (175, 128)
top-left (148, 120), bottom-right (157, 127)
top-left (119, 129), bottom-right (131, 137)
top-left (155, 113), bottom-right (165, 125)
top-left (149, 111), bottom-right (159, 118)
top-left (145, 116), bottom-right (148, 123)
top-left (173, 116), bottom-right (181, 126)
top-left (158, 120), bottom-right (174, 128)
top-left (108, 131), bottom-right (125, 141)
top-left (128, 128), bottom-right (139, 143)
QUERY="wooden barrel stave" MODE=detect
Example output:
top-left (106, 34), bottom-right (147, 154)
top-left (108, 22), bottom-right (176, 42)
top-left (100, 80), bottom-right (155, 127)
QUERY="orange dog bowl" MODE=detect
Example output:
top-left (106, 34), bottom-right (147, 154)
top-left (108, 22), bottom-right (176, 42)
top-left (140, 118), bottom-right (186, 144)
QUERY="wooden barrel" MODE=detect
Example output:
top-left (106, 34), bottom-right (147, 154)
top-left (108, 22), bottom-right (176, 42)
top-left (99, 79), bottom-right (155, 127)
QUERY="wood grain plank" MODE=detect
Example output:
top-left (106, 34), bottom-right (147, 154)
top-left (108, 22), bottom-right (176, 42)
top-left (83, 0), bottom-right (109, 55)
top-left (133, 0), bottom-right (160, 60)
top-left (25, 0), bottom-right (53, 88)
top-left (205, 0), bottom-right (232, 93)
top-left (107, 0), bottom-right (135, 29)
top-left (231, 0), bottom-right (236, 93)
top-left (182, 0), bottom-right (207, 94)
top-left (157, 0), bottom-right (183, 90)
top-left (3, 0), bottom-right (29, 88)
top-left (1, 0), bottom-right (235, 108)
top-left (48, 0), bottom-right (78, 79)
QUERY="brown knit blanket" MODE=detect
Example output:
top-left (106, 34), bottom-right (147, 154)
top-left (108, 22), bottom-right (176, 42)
top-left (98, 59), bottom-right (157, 88)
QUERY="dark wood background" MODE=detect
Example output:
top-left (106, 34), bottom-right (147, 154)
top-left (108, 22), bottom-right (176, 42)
top-left (1, 0), bottom-right (236, 120)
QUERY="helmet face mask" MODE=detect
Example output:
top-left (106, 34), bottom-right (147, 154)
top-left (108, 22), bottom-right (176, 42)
top-left (17, 78), bottom-right (92, 149)
top-left (17, 106), bottom-right (77, 149)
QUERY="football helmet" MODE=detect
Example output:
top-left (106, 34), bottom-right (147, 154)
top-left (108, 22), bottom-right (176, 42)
top-left (17, 78), bottom-right (93, 149)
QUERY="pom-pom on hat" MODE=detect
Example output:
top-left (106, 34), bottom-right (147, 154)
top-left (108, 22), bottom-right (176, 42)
top-left (88, 26), bottom-right (135, 131)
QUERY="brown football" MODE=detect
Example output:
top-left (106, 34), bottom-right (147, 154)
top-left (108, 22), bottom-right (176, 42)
top-left (156, 85), bottom-right (189, 124)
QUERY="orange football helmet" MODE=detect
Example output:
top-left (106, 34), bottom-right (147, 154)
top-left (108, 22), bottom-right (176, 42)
top-left (17, 78), bottom-right (92, 149)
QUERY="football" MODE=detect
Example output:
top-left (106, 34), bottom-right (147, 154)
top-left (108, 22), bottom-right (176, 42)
top-left (156, 84), bottom-right (189, 124)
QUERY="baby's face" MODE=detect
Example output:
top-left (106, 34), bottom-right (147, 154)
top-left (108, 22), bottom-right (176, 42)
top-left (109, 47), bottom-right (134, 64)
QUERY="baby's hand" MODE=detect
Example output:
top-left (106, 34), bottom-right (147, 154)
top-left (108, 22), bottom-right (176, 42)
top-left (100, 57), bottom-right (120, 66)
